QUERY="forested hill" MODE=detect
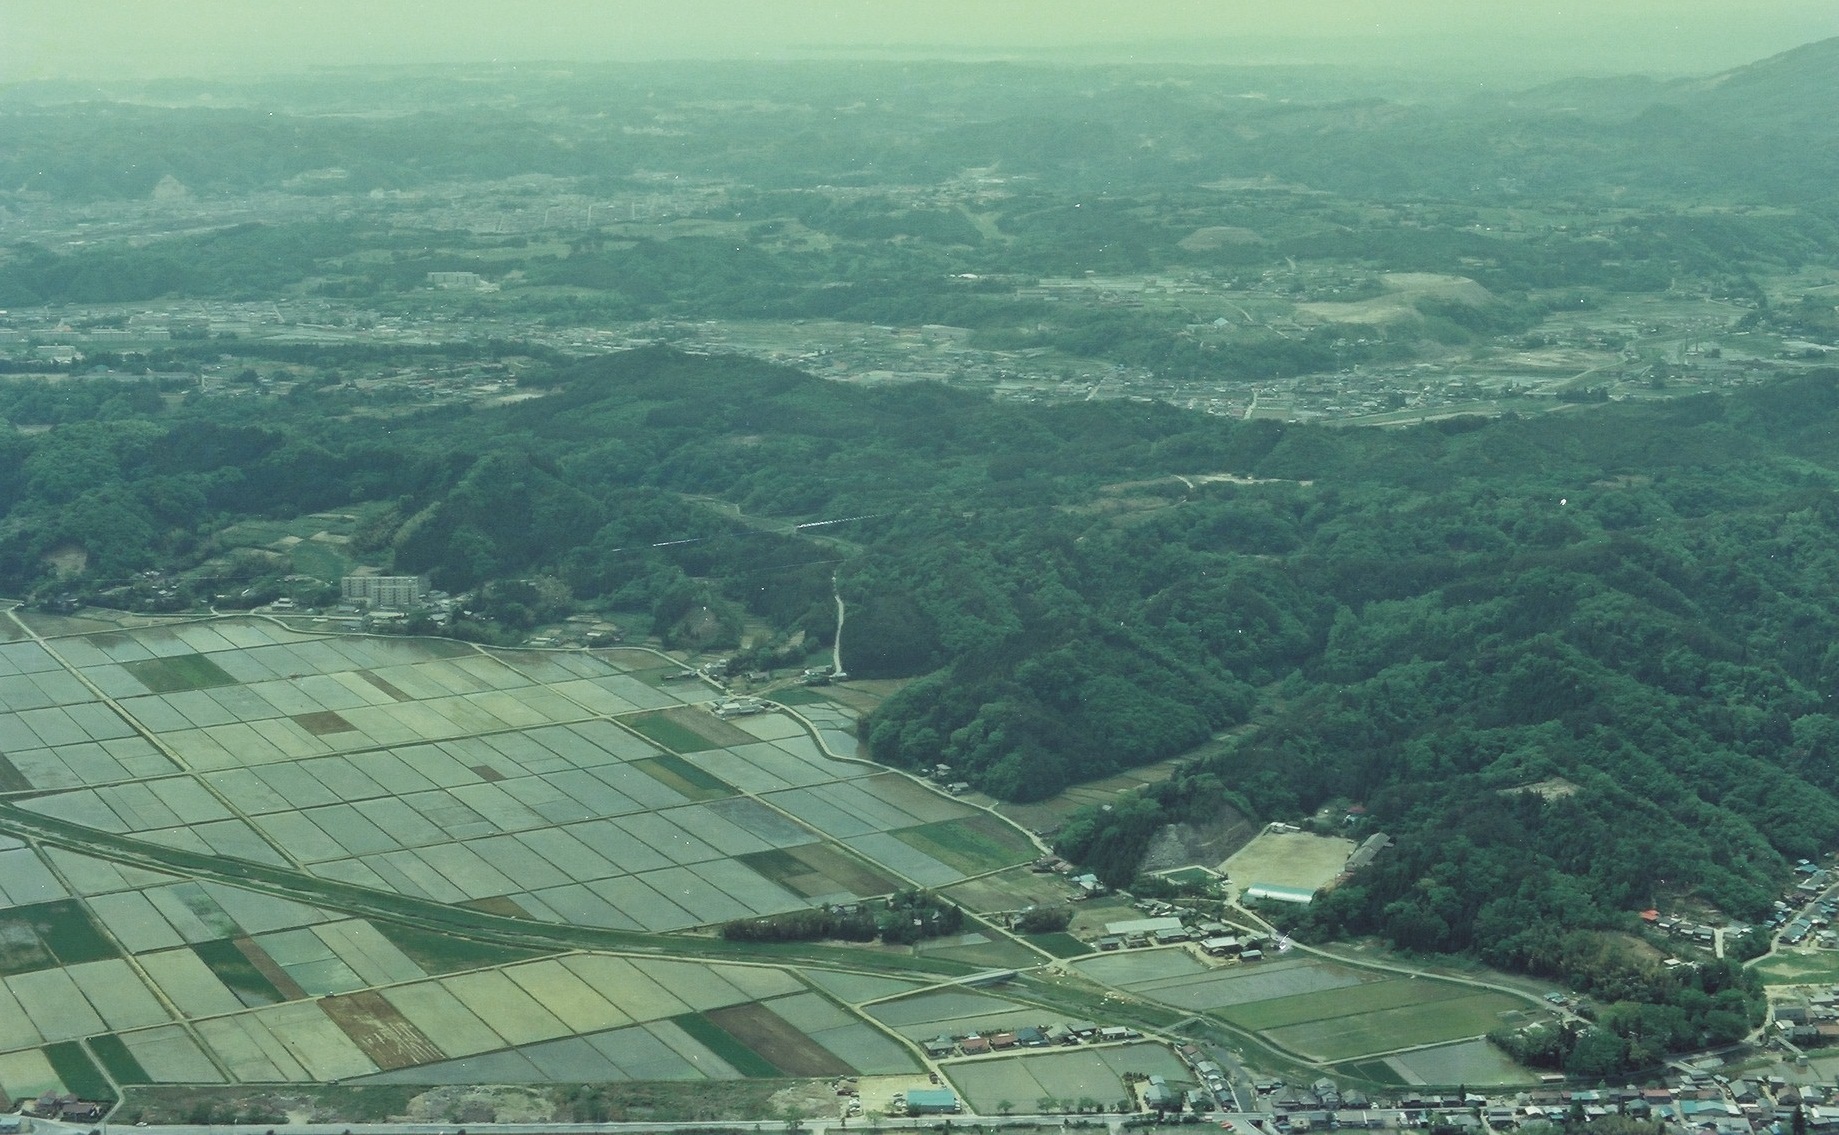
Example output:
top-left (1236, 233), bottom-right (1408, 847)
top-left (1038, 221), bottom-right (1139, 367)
top-left (9, 349), bottom-right (1839, 940)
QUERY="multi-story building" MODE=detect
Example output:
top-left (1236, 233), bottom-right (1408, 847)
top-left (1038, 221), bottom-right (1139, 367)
top-left (339, 575), bottom-right (429, 608)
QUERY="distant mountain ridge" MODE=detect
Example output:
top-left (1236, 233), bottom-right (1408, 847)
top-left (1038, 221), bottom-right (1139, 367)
top-left (1502, 35), bottom-right (1839, 131)
top-left (1672, 34), bottom-right (1839, 134)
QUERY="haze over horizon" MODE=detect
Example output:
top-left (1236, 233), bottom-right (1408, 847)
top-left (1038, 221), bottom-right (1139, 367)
top-left (5, 0), bottom-right (1839, 85)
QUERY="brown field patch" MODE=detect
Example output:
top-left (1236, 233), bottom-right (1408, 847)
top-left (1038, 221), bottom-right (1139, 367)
top-left (293, 710), bottom-right (357, 736)
top-left (660, 706), bottom-right (759, 748)
top-left (321, 990), bottom-right (446, 1070)
top-left (235, 937), bottom-right (307, 1001)
top-left (629, 754), bottom-right (735, 801)
top-left (469, 765), bottom-right (507, 783)
top-left (706, 1002), bottom-right (850, 1077)
top-left (858, 774), bottom-right (976, 821)
top-left (995, 758), bottom-right (1184, 834)
top-left (740, 844), bottom-right (904, 899)
top-left (458, 897), bottom-right (530, 919)
top-left (357, 672), bottom-right (414, 702)
top-left (943, 867), bottom-right (1073, 914)
top-left (602, 648), bottom-right (674, 672)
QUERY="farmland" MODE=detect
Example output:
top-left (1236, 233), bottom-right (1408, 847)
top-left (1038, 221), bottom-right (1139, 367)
top-left (944, 1042), bottom-right (1191, 1114)
top-left (1074, 951), bottom-right (1545, 1069)
top-left (0, 610), bottom-right (1550, 1110)
top-left (0, 612), bottom-right (1066, 1106)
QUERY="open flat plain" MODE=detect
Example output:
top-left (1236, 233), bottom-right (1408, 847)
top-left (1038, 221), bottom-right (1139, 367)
top-left (0, 613), bottom-right (1053, 1102)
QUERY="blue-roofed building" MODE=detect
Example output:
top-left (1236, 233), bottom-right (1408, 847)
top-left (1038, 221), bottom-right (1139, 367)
top-left (906, 1089), bottom-right (961, 1115)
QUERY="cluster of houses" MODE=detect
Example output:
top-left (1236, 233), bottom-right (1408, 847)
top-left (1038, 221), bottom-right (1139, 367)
top-left (1243, 1074), bottom-right (1839, 1135)
top-left (922, 763), bottom-right (973, 796)
top-left (1639, 907), bottom-right (1757, 954)
top-left (1143, 1073), bottom-right (1214, 1115)
top-left (1773, 989), bottom-right (1839, 1045)
top-left (18, 1092), bottom-right (102, 1124)
top-left (1093, 915), bottom-right (1267, 960)
top-left (1029, 854), bottom-right (1108, 896)
top-left (1774, 863), bottom-right (1838, 946)
top-left (709, 695), bottom-right (768, 719)
top-left (921, 1020), bottom-right (1144, 1059)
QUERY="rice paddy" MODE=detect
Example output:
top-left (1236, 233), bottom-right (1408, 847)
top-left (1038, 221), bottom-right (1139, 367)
top-left (0, 613), bottom-right (1544, 1104)
top-left (0, 615), bottom-right (1014, 1096)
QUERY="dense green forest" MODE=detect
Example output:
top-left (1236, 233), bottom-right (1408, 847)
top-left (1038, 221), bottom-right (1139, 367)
top-left (4, 340), bottom-right (1833, 1069)
top-left (12, 347), bottom-right (1839, 898)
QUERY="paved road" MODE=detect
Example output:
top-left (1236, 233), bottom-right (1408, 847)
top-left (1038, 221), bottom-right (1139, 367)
top-left (832, 581), bottom-right (846, 674)
top-left (35, 1112), bottom-right (1265, 1135)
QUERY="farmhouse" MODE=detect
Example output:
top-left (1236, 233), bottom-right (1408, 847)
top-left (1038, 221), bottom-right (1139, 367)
top-left (1143, 1076), bottom-right (1181, 1113)
top-left (1344, 832), bottom-right (1392, 872)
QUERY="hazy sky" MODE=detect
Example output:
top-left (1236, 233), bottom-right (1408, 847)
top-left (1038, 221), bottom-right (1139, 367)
top-left (5, 0), bottom-right (1838, 82)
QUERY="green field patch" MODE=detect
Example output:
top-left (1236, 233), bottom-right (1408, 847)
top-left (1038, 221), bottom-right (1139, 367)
top-left (630, 665), bottom-right (700, 689)
top-left (293, 710), bottom-right (357, 736)
top-left (670, 1012), bottom-right (781, 1077)
top-left (1755, 952), bottom-right (1839, 986)
top-left (918, 932), bottom-right (1045, 970)
top-left (1156, 866), bottom-right (1221, 887)
top-left (1263, 991), bottom-right (1527, 1062)
top-left (371, 921), bottom-right (550, 975)
top-left (1026, 932), bottom-right (1095, 959)
top-left (706, 1002), bottom-right (851, 1076)
top-left (288, 540), bottom-right (350, 583)
top-left (192, 938), bottom-right (286, 1007)
top-left (44, 1041), bottom-right (114, 1101)
top-left (0, 754), bottom-right (30, 793)
top-left (1, 900), bottom-right (120, 971)
top-left (1218, 977), bottom-right (1470, 1031)
top-left (624, 709), bottom-right (727, 753)
top-left (739, 844), bottom-right (904, 899)
top-left (767, 687), bottom-right (832, 707)
top-left (1336, 1058), bottom-right (1408, 1087)
top-left (123, 653), bottom-right (238, 693)
top-left (1384, 1037), bottom-right (1540, 1087)
top-left (892, 814), bottom-right (1036, 875)
top-left (88, 1034), bottom-right (153, 1085)
top-left (631, 754), bottom-right (737, 800)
